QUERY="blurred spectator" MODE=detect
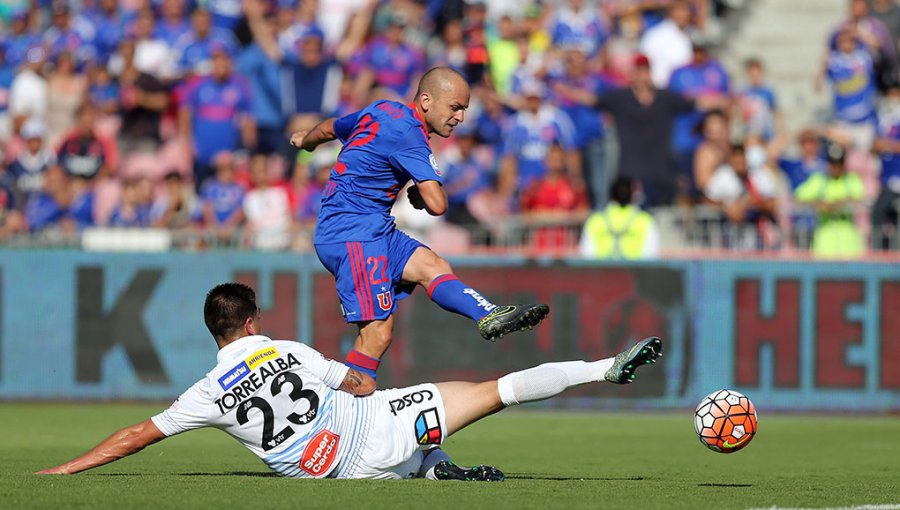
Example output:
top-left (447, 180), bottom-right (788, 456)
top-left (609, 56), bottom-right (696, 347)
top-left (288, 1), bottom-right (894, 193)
top-left (243, 156), bottom-right (292, 250)
top-left (580, 176), bottom-right (659, 259)
top-left (668, 38), bottom-right (731, 203)
top-left (208, 0), bottom-right (244, 31)
top-left (86, 0), bottom-right (126, 62)
top-left (57, 103), bottom-right (115, 182)
top-left (693, 109), bottom-right (730, 192)
top-left (24, 164), bottom-right (95, 233)
top-left (131, 7), bottom-right (178, 80)
top-left (498, 80), bottom-right (580, 205)
top-left (87, 65), bottom-right (120, 116)
top-left (870, 84), bottom-right (900, 249)
top-left (487, 15), bottom-right (521, 96)
top-left (427, 18), bottom-right (468, 73)
top-left (549, 47), bottom-right (616, 208)
top-left (441, 124), bottom-right (493, 228)
top-left (353, 13), bottom-right (425, 100)
top-left (520, 142), bottom-right (589, 250)
top-left (776, 129), bottom-right (829, 191)
top-left (116, 40), bottom-right (169, 155)
top-left (594, 54), bottom-right (696, 207)
top-left (701, 143), bottom-right (778, 242)
top-left (109, 177), bottom-right (154, 227)
top-left (831, 0), bottom-right (897, 91)
top-left (4, 11), bottom-right (41, 70)
top-left (640, 0), bottom-right (693, 88)
top-left (43, 3), bottom-right (90, 65)
top-left (174, 8), bottom-right (239, 76)
top-left (151, 170), bottom-right (198, 229)
top-left (156, 0), bottom-right (192, 49)
top-left (179, 46), bottom-right (255, 190)
top-left (522, 4), bottom-right (551, 57)
top-left (520, 142), bottom-right (589, 214)
top-left (795, 146), bottom-right (865, 258)
top-left (284, 33), bottom-right (342, 117)
top-left (318, 0), bottom-right (373, 49)
top-left (820, 25), bottom-right (878, 150)
top-left (547, 0), bottom-right (610, 57)
top-left (0, 50), bottom-right (14, 139)
top-left (470, 91), bottom-right (507, 151)
top-left (868, 0), bottom-right (900, 44)
top-left (199, 151), bottom-right (246, 243)
top-left (461, 0), bottom-right (490, 85)
top-left (738, 58), bottom-right (778, 141)
top-left (8, 118), bottom-right (56, 203)
top-left (236, 10), bottom-right (287, 164)
top-left (277, 0), bottom-right (325, 60)
top-left (9, 47), bottom-right (49, 135)
top-left (0, 161), bottom-right (25, 239)
top-left (46, 52), bottom-right (88, 149)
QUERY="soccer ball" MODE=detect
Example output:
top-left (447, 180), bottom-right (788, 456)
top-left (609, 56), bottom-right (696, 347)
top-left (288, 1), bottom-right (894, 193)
top-left (693, 389), bottom-right (758, 453)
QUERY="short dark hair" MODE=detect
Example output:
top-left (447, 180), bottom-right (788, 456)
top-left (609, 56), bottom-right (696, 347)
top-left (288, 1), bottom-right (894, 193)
top-left (204, 283), bottom-right (258, 341)
top-left (610, 176), bottom-right (633, 206)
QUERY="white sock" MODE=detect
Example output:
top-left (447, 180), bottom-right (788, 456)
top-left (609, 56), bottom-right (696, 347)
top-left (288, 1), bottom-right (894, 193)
top-left (496, 359), bottom-right (614, 407)
top-left (418, 447), bottom-right (452, 480)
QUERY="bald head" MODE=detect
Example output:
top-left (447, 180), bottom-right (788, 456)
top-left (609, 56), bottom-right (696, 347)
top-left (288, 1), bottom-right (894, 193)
top-left (416, 67), bottom-right (468, 99)
top-left (414, 67), bottom-right (470, 138)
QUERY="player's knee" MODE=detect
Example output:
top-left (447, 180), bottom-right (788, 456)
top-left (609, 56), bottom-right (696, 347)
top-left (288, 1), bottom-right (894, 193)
top-left (365, 325), bottom-right (393, 352)
top-left (431, 256), bottom-right (453, 278)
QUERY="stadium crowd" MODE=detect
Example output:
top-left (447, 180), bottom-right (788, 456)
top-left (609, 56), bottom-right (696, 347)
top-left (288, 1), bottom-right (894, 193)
top-left (0, 0), bottom-right (898, 258)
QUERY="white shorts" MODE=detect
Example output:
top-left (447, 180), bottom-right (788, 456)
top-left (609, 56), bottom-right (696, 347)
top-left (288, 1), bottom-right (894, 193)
top-left (349, 383), bottom-right (448, 480)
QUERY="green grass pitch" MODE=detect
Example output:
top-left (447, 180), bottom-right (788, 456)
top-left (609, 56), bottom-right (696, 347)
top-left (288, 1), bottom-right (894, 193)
top-left (2, 403), bottom-right (897, 509)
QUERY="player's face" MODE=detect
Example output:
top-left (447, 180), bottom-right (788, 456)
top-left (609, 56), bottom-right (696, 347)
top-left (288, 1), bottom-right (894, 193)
top-left (424, 81), bottom-right (470, 138)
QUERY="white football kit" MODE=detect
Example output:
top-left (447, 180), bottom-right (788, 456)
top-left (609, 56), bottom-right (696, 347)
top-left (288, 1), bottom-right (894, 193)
top-left (151, 335), bottom-right (448, 479)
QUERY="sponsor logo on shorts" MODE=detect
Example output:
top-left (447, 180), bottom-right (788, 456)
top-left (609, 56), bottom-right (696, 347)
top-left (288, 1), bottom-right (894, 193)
top-left (415, 408), bottom-right (442, 445)
top-left (218, 361), bottom-right (250, 391)
top-left (245, 347), bottom-right (279, 370)
top-left (300, 430), bottom-right (340, 477)
top-left (388, 389), bottom-right (434, 415)
top-left (463, 288), bottom-right (496, 312)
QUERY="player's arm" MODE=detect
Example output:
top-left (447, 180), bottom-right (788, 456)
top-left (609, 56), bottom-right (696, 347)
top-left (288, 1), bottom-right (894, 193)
top-left (290, 110), bottom-right (362, 151)
top-left (35, 419), bottom-right (166, 475)
top-left (294, 343), bottom-right (376, 396)
top-left (408, 180), bottom-right (447, 216)
top-left (338, 368), bottom-right (376, 396)
top-left (290, 118), bottom-right (337, 152)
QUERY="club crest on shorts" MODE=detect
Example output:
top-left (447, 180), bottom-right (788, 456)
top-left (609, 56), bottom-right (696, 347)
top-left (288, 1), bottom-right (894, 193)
top-left (415, 408), bottom-right (442, 445)
top-left (377, 290), bottom-right (393, 311)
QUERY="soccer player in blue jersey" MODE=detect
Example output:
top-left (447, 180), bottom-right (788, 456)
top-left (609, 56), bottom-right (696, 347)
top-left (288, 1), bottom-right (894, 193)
top-left (290, 67), bottom-right (550, 383)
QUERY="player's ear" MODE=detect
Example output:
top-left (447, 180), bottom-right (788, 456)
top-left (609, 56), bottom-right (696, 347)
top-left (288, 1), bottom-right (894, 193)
top-left (245, 315), bottom-right (258, 335)
top-left (420, 92), bottom-right (431, 113)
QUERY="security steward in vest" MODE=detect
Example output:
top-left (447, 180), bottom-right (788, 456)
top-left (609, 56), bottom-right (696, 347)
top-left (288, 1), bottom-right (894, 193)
top-left (580, 177), bottom-right (659, 259)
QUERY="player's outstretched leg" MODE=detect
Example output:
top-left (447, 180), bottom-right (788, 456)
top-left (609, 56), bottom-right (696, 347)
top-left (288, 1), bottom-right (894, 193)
top-left (476, 303), bottom-right (550, 342)
top-left (432, 461), bottom-right (505, 482)
top-left (404, 248), bottom-right (550, 342)
top-left (437, 337), bottom-right (664, 435)
top-left (416, 447), bottom-right (504, 482)
top-left (602, 336), bottom-right (663, 384)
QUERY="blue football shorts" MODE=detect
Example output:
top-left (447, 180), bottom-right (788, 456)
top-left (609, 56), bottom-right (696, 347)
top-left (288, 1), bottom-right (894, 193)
top-left (315, 229), bottom-right (426, 323)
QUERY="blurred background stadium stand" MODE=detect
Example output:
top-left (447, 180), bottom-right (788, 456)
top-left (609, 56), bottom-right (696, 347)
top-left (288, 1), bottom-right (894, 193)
top-left (0, 0), bottom-right (897, 411)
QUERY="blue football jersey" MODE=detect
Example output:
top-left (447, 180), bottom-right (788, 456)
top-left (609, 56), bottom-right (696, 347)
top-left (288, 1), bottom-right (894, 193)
top-left (313, 100), bottom-right (443, 244)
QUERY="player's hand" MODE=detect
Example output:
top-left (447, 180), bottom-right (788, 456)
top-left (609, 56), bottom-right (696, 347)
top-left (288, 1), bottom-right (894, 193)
top-left (290, 130), bottom-right (309, 150)
top-left (407, 185), bottom-right (427, 210)
top-left (35, 466), bottom-right (67, 475)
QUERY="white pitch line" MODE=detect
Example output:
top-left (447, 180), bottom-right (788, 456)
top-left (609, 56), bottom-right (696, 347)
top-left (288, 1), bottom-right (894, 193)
top-left (749, 505), bottom-right (900, 510)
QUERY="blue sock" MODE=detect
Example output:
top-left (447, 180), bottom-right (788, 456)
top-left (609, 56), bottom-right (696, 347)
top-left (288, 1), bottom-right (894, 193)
top-left (427, 274), bottom-right (497, 322)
